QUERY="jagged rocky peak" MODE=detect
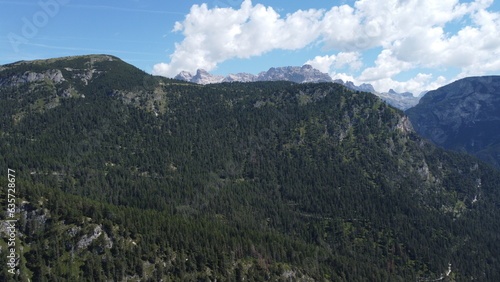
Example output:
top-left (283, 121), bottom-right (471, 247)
top-left (257, 64), bottom-right (333, 83)
top-left (333, 79), bottom-right (377, 94)
top-left (192, 69), bottom-right (224, 84)
top-left (332, 79), bottom-right (375, 93)
top-left (174, 70), bottom-right (194, 82)
top-left (175, 64), bottom-right (333, 84)
top-left (222, 72), bottom-right (257, 82)
top-left (174, 69), bottom-right (224, 85)
top-left (343, 81), bottom-right (358, 90)
top-left (378, 89), bottom-right (420, 111)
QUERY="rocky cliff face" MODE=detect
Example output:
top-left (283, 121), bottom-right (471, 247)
top-left (407, 76), bottom-right (500, 168)
top-left (0, 69), bottom-right (65, 87)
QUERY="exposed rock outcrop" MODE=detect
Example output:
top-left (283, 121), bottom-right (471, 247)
top-left (0, 69), bottom-right (65, 87)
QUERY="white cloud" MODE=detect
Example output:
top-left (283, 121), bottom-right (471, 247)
top-left (154, 0), bottom-right (500, 94)
top-left (304, 55), bottom-right (337, 73)
top-left (319, 5), bottom-right (374, 50)
top-left (387, 1), bottom-right (500, 71)
top-left (368, 74), bottom-right (449, 96)
top-left (336, 52), bottom-right (363, 70)
top-left (359, 49), bottom-right (413, 81)
top-left (153, 0), bottom-right (323, 76)
top-left (352, 0), bottom-right (500, 93)
top-left (331, 72), bottom-right (358, 84)
top-left (304, 52), bottom-right (362, 73)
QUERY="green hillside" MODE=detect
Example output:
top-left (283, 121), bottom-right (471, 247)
top-left (1, 55), bottom-right (499, 281)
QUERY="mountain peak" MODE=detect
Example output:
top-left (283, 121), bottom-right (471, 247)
top-left (174, 70), bottom-right (194, 81)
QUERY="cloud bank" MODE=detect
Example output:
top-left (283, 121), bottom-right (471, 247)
top-left (153, 0), bottom-right (500, 94)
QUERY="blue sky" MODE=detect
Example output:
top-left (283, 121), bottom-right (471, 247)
top-left (1, 0), bottom-right (500, 95)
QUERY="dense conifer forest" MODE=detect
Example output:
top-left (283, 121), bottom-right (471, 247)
top-left (1, 55), bottom-right (499, 281)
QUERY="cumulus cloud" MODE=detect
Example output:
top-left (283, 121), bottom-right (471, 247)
top-left (359, 50), bottom-right (413, 81)
top-left (305, 52), bottom-right (362, 73)
top-left (153, 0), bottom-right (323, 77)
top-left (154, 0), bottom-right (500, 94)
top-left (388, 2), bottom-right (500, 71)
top-left (368, 74), bottom-right (449, 96)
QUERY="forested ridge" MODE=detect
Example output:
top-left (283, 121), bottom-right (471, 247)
top-left (1, 55), bottom-right (499, 281)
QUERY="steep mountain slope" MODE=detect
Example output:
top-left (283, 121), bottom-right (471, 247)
top-left (1, 55), bottom-right (500, 281)
top-left (407, 76), bottom-right (500, 169)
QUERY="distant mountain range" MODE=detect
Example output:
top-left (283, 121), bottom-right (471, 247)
top-left (175, 65), bottom-right (421, 110)
top-left (175, 64), bottom-right (331, 84)
top-left (407, 76), bottom-right (500, 169)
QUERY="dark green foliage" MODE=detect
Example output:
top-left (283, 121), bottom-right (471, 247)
top-left (1, 55), bottom-right (500, 281)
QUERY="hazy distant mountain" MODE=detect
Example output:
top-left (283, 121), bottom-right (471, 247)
top-left (175, 66), bottom-right (420, 109)
top-left (174, 70), bottom-right (194, 82)
top-left (378, 89), bottom-right (421, 110)
top-left (176, 64), bottom-right (332, 84)
top-left (222, 72), bottom-right (258, 82)
top-left (407, 76), bottom-right (500, 168)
